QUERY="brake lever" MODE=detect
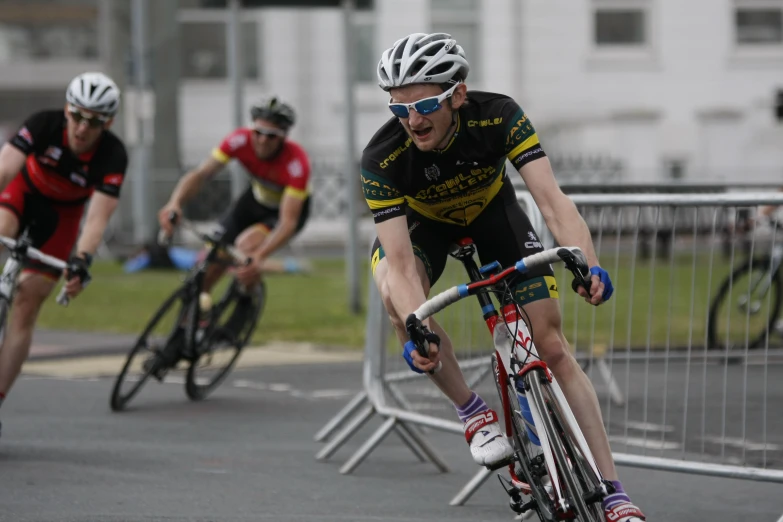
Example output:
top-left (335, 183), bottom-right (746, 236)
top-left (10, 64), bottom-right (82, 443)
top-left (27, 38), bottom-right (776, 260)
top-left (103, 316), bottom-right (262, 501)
top-left (405, 314), bottom-right (428, 358)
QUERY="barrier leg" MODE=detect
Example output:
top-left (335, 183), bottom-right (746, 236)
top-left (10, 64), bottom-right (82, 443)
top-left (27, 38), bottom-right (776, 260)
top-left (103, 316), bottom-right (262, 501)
top-left (314, 390), bottom-right (369, 442)
top-left (449, 467), bottom-right (493, 506)
top-left (596, 358), bottom-right (625, 407)
top-left (315, 405), bottom-right (375, 461)
top-left (394, 423), bottom-right (428, 463)
top-left (396, 419), bottom-right (450, 473)
top-left (340, 416), bottom-right (398, 475)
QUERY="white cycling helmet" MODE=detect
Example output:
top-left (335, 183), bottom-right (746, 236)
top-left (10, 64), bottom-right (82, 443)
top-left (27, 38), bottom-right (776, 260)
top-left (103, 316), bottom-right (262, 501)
top-left (66, 72), bottom-right (121, 116)
top-left (377, 32), bottom-right (470, 92)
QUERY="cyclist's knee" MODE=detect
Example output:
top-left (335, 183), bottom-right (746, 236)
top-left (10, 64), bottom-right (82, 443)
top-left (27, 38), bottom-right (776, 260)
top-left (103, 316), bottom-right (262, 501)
top-left (12, 277), bottom-right (52, 328)
top-left (235, 225), bottom-right (268, 255)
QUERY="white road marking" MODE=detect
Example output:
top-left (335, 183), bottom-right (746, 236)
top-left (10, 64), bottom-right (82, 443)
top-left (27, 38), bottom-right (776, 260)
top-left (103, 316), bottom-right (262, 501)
top-left (701, 436), bottom-right (782, 452)
top-left (609, 436), bottom-right (681, 450)
top-left (623, 421), bottom-right (676, 433)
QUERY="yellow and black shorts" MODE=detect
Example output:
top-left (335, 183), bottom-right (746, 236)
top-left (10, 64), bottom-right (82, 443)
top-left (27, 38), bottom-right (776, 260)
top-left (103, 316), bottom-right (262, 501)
top-left (370, 181), bottom-right (558, 306)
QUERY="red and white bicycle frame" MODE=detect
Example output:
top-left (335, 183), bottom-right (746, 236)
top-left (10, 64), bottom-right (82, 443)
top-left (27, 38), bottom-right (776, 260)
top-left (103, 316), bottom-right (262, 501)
top-left (488, 302), bottom-right (606, 514)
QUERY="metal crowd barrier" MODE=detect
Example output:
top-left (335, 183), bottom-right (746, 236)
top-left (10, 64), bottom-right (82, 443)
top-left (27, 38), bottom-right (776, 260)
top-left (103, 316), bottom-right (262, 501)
top-left (314, 192), bottom-right (783, 507)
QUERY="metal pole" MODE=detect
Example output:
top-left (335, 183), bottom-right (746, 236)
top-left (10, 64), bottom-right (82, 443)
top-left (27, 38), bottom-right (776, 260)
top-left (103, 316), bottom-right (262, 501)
top-left (131, 0), bottom-right (151, 244)
top-left (227, 0), bottom-right (245, 200)
top-left (342, 0), bottom-right (361, 314)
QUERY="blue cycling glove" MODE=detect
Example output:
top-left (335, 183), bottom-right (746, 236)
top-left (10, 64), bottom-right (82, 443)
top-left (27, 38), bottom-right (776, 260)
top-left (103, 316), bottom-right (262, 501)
top-left (403, 340), bottom-right (426, 374)
top-left (589, 266), bottom-right (614, 301)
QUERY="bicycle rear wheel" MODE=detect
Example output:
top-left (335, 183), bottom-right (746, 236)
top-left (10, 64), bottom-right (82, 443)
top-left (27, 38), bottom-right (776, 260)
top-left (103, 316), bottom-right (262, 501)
top-left (109, 288), bottom-right (188, 412)
top-left (185, 279), bottom-right (265, 401)
top-left (526, 371), bottom-right (602, 522)
top-left (708, 257), bottom-right (782, 352)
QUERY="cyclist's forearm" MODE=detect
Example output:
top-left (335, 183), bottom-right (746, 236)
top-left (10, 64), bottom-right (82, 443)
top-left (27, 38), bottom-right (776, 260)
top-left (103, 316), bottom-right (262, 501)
top-left (545, 198), bottom-right (600, 268)
top-left (75, 194), bottom-right (119, 258)
top-left (254, 221), bottom-right (296, 260)
top-left (169, 170), bottom-right (206, 206)
top-left (386, 264), bottom-right (429, 329)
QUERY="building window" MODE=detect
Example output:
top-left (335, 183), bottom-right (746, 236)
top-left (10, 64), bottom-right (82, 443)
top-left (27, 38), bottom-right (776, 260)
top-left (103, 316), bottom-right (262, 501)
top-left (353, 13), bottom-right (375, 83)
top-left (180, 22), bottom-right (259, 79)
top-left (0, 1), bottom-right (99, 62)
top-left (735, 2), bottom-right (783, 45)
top-left (431, 0), bottom-right (480, 83)
top-left (593, 1), bottom-right (649, 46)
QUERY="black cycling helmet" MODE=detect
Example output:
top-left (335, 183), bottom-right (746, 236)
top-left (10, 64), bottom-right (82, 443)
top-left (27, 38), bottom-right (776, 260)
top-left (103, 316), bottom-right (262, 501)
top-left (250, 97), bottom-right (296, 131)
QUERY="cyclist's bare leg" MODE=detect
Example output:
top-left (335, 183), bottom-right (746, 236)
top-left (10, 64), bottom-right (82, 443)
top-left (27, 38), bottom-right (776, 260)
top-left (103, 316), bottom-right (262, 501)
top-left (373, 257), bottom-right (472, 406)
top-left (235, 224), bottom-right (297, 274)
top-left (201, 224), bottom-right (275, 295)
top-left (0, 272), bottom-right (56, 395)
top-left (521, 297), bottom-right (618, 481)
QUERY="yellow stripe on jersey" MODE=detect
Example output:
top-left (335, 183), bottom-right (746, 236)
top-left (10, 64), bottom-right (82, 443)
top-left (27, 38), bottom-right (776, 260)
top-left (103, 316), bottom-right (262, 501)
top-left (212, 148), bottom-right (231, 164)
top-left (506, 134), bottom-right (540, 163)
top-left (283, 186), bottom-right (309, 200)
top-left (404, 168), bottom-right (505, 226)
top-left (366, 197), bottom-right (405, 210)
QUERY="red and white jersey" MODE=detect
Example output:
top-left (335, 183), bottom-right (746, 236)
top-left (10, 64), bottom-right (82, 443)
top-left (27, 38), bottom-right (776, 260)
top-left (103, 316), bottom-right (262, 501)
top-left (211, 128), bottom-right (311, 207)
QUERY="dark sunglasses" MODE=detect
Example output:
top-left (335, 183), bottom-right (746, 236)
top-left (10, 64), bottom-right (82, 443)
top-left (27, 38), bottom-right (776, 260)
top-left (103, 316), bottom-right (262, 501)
top-left (388, 82), bottom-right (461, 118)
top-left (68, 107), bottom-right (110, 128)
top-left (252, 127), bottom-right (286, 138)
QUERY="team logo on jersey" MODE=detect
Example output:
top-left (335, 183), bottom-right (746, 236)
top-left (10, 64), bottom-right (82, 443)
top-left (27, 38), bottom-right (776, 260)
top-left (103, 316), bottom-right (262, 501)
top-left (103, 174), bottom-right (123, 186)
top-left (525, 231), bottom-right (542, 249)
top-left (44, 146), bottom-right (63, 161)
top-left (227, 132), bottom-right (248, 150)
top-left (18, 127), bottom-right (33, 145)
top-left (70, 172), bottom-right (88, 187)
top-left (287, 159), bottom-right (304, 178)
top-left (424, 164), bottom-right (440, 182)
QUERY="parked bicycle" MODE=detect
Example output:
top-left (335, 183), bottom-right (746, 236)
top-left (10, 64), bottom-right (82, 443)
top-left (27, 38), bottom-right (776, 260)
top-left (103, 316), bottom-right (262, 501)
top-left (109, 216), bottom-right (265, 411)
top-left (708, 240), bottom-right (783, 353)
top-left (406, 240), bottom-right (611, 521)
top-left (0, 228), bottom-right (71, 340)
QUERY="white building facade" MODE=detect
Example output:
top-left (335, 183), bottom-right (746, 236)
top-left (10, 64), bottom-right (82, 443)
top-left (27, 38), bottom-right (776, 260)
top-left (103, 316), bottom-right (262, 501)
top-left (173, 0), bottom-right (783, 184)
top-left (0, 0), bottom-right (781, 184)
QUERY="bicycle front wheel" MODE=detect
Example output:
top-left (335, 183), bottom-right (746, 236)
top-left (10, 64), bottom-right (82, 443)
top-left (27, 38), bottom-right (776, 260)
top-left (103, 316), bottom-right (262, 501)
top-left (526, 371), bottom-right (603, 522)
top-left (0, 296), bottom-right (10, 345)
top-left (185, 279), bottom-right (266, 401)
top-left (708, 257), bottom-right (783, 352)
top-left (109, 288), bottom-right (188, 412)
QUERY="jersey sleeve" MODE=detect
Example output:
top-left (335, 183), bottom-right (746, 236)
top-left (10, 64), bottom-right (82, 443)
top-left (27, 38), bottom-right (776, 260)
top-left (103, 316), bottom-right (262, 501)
top-left (360, 151), bottom-right (406, 224)
top-left (501, 100), bottom-right (547, 170)
top-left (8, 111), bottom-right (52, 156)
top-left (211, 128), bottom-right (250, 165)
top-left (94, 141), bottom-right (129, 198)
top-left (282, 146), bottom-right (311, 200)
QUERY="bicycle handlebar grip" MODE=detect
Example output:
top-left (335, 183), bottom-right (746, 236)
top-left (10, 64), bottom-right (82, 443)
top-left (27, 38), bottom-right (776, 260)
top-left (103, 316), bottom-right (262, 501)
top-left (55, 287), bottom-right (70, 307)
top-left (411, 286), bottom-right (462, 322)
top-left (157, 210), bottom-right (180, 246)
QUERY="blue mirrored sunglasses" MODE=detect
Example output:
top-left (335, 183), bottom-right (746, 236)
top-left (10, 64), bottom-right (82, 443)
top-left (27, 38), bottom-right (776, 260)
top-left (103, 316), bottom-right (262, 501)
top-left (388, 82), bottom-right (461, 118)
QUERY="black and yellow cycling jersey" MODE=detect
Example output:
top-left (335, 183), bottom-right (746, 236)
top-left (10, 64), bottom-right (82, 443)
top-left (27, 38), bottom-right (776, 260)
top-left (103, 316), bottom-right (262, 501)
top-left (360, 91), bottom-right (546, 226)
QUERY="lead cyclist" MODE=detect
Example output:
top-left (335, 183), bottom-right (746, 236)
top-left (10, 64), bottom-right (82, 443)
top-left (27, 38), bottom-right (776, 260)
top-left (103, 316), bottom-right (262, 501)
top-left (361, 33), bottom-right (645, 521)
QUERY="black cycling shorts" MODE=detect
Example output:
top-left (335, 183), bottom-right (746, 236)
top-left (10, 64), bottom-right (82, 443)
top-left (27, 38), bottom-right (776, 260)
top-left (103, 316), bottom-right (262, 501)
top-left (370, 180), bottom-right (558, 304)
top-left (215, 188), bottom-right (310, 245)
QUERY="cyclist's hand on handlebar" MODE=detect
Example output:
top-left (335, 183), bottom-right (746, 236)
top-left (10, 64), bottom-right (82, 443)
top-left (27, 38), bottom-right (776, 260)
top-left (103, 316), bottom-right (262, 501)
top-left (404, 315), bottom-right (441, 374)
top-left (407, 333), bottom-right (441, 373)
top-left (576, 266), bottom-right (614, 305)
top-left (63, 254), bottom-right (92, 299)
top-left (235, 254), bottom-right (263, 287)
top-left (157, 202), bottom-right (182, 236)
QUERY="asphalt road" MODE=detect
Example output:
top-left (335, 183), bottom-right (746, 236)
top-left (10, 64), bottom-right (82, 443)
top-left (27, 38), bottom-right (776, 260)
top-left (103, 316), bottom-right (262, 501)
top-left (1, 351), bottom-right (782, 522)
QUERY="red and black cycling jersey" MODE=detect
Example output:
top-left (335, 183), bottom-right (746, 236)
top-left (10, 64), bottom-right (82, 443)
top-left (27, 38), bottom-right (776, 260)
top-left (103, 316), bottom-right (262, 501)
top-left (8, 109), bottom-right (128, 203)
